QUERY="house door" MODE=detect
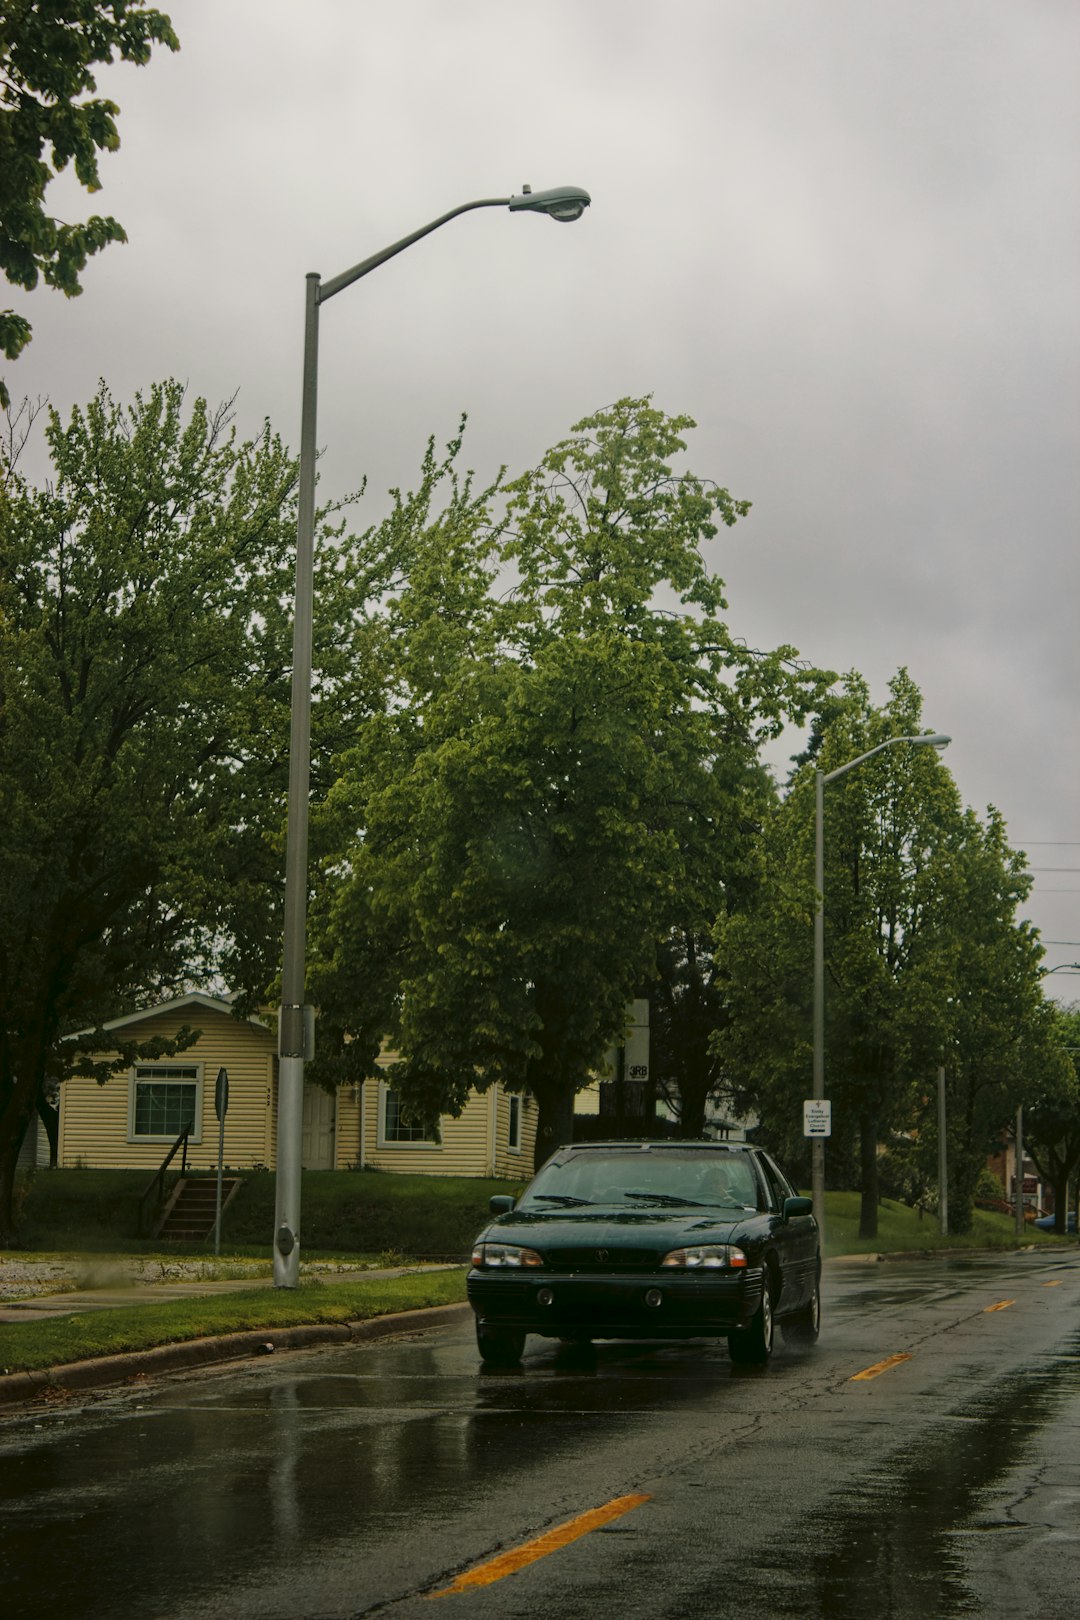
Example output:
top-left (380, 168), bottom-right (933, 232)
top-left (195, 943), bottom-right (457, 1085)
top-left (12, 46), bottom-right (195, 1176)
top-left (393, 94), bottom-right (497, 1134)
top-left (302, 1085), bottom-right (336, 1169)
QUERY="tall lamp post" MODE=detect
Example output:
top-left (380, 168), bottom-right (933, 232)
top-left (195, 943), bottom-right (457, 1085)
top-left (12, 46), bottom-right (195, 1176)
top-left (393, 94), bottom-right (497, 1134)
top-left (811, 733), bottom-right (951, 1247)
top-left (273, 186), bottom-right (592, 1288)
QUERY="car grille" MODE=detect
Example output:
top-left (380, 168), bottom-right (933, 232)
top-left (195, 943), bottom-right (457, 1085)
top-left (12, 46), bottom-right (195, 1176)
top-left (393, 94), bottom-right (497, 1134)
top-left (468, 1280), bottom-right (532, 1305)
top-left (543, 1247), bottom-right (661, 1272)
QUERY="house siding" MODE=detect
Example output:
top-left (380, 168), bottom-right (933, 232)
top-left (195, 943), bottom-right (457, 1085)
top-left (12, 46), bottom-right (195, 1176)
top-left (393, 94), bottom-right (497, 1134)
top-left (360, 1074), bottom-right (490, 1176)
top-left (491, 1089), bottom-right (537, 1181)
top-left (332, 1075), bottom-right (537, 1180)
top-left (58, 1005), bottom-right (277, 1171)
top-left (59, 996), bottom-right (540, 1180)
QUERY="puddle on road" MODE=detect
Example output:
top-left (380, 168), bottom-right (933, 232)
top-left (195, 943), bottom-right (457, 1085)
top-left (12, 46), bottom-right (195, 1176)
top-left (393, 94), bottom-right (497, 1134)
top-left (723, 1331), bottom-right (1080, 1619)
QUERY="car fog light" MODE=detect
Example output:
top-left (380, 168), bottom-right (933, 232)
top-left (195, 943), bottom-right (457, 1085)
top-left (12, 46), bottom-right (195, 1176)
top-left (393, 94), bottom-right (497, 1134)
top-left (537, 1287), bottom-right (554, 1307)
top-left (644, 1289), bottom-right (663, 1309)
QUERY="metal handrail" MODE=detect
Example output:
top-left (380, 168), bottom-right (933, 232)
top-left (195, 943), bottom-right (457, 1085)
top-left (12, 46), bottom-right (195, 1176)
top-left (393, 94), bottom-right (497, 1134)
top-left (137, 1124), bottom-right (191, 1237)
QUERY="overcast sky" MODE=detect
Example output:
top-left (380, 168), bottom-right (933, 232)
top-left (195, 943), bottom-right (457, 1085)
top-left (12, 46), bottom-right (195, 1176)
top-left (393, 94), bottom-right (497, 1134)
top-left (10, 0), bottom-right (1080, 994)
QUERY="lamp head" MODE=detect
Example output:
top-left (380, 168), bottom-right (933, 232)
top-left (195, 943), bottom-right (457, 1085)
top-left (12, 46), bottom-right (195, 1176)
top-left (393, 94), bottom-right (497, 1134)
top-left (924, 734), bottom-right (951, 750)
top-left (508, 184), bottom-right (591, 222)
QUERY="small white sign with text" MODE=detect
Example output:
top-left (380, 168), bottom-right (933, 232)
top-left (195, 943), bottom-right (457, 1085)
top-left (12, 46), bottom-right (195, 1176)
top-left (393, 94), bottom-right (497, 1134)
top-left (803, 1100), bottom-right (832, 1137)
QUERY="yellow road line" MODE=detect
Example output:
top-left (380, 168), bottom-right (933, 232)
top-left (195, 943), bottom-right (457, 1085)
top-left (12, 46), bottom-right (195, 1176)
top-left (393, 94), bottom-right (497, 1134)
top-left (850, 1352), bottom-right (912, 1382)
top-left (1043, 1281), bottom-right (1061, 1288)
top-left (984, 1299), bottom-right (1015, 1313)
top-left (427, 1493), bottom-right (652, 1598)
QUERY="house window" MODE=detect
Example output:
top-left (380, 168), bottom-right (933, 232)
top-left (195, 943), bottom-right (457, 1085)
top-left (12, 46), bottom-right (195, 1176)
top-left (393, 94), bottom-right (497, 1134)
top-left (378, 1082), bottom-right (437, 1147)
top-left (130, 1066), bottom-right (202, 1143)
top-left (508, 1094), bottom-right (523, 1153)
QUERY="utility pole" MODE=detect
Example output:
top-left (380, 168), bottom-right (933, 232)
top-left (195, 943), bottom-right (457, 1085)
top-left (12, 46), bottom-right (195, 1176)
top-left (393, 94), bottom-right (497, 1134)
top-left (937, 1064), bottom-right (948, 1236)
top-left (1014, 1106), bottom-right (1025, 1239)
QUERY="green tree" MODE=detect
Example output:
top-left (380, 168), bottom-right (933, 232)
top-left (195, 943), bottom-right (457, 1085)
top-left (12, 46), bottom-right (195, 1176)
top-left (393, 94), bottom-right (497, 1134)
top-left (1009, 1003), bottom-right (1080, 1234)
top-left (0, 379), bottom-right (366, 1240)
top-left (311, 400), bottom-right (827, 1168)
top-left (717, 673), bottom-right (1059, 1238)
top-left (717, 671), bottom-right (970, 1236)
top-left (650, 757), bottom-right (778, 1139)
top-left (0, 1), bottom-right (178, 403)
top-left (902, 810), bottom-right (1066, 1233)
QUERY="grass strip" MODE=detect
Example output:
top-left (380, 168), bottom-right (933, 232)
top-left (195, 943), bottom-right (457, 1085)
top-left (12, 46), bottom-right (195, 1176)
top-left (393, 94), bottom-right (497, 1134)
top-left (0, 1270), bottom-right (467, 1375)
top-left (823, 1194), bottom-right (1067, 1255)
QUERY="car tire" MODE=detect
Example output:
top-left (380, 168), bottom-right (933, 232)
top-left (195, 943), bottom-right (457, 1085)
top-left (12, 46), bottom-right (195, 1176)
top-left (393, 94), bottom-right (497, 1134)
top-left (476, 1323), bottom-right (526, 1366)
top-left (728, 1272), bottom-right (774, 1365)
top-left (780, 1267), bottom-right (821, 1344)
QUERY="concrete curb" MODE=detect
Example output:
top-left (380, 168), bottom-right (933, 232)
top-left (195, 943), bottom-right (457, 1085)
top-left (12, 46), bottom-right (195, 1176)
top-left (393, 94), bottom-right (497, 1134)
top-left (0, 1301), bottom-right (473, 1411)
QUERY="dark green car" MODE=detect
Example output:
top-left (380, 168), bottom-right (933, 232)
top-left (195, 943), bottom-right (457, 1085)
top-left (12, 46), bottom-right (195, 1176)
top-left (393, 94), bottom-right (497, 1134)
top-left (467, 1140), bottom-right (820, 1366)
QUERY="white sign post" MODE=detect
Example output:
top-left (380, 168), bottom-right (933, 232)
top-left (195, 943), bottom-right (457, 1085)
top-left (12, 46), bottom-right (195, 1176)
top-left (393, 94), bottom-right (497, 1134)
top-left (803, 1100), bottom-right (832, 1138)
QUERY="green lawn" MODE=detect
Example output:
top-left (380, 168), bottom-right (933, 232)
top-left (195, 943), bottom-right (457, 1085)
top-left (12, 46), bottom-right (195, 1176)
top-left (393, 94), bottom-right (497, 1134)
top-left (0, 1269), bottom-right (468, 1375)
top-left (822, 1191), bottom-right (1070, 1256)
top-left (11, 1167), bottom-right (526, 1257)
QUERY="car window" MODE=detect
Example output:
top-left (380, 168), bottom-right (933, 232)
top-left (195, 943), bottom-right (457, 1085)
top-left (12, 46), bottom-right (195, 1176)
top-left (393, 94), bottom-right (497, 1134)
top-left (762, 1153), bottom-right (797, 1202)
top-left (690, 1155), bottom-right (759, 1208)
top-left (756, 1153), bottom-right (790, 1212)
top-left (520, 1150), bottom-right (760, 1209)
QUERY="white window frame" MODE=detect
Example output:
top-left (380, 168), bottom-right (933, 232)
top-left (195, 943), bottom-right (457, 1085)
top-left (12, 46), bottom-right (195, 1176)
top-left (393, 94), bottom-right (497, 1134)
top-left (127, 1063), bottom-right (204, 1145)
top-left (507, 1093), bottom-right (524, 1153)
top-left (376, 1078), bottom-right (438, 1150)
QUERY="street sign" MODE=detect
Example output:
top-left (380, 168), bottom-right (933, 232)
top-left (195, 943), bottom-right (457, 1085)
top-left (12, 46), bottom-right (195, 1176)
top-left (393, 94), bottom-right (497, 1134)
top-left (214, 1067), bottom-right (229, 1121)
top-left (803, 1099), bottom-right (832, 1138)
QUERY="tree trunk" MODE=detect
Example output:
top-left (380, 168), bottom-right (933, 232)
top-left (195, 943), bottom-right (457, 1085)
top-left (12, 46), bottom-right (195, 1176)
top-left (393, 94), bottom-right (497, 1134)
top-left (0, 1074), bottom-right (36, 1244)
top-left (1052, 1173), bottom-right (1070, 1233)
top-left (678, 1076), bottom-right (708, 1139)
top-left (0, 1023), bottom-right (50, 1244)
top-left (37, 1089), bottom-right (59, 1169)
top-left (531, 1082), bottom-right (575, 1173)
top-left (858, 1112), bottom-right (879, 1239)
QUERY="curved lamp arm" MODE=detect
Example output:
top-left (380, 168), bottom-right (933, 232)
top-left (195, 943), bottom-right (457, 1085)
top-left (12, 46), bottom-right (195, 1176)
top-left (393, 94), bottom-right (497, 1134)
top-left (821, 733), bottom-right (951, 786)
top-left (322, 186), bottom-right (591, 302)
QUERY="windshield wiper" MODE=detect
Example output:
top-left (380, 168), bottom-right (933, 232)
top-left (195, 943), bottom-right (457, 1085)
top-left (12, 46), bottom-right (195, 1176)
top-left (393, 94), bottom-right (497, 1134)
top-left (620, 1192), bottom-right (705, 1207)
top-left (529, 1193), bottom-right (593, 1207)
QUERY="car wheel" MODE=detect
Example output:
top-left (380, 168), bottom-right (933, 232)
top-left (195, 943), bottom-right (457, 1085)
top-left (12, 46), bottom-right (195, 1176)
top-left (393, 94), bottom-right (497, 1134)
top-left (728, 1272), bottom-right (774, 1366)
top-left (476, 1323), bottom-right (526, 1366)
top-left (780, 1268), bottom-right (821, 1344)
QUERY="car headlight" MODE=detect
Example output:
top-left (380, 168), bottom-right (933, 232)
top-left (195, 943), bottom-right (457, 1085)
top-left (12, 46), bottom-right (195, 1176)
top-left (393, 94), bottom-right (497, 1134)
top-left (471, 1242), bottom-right (544, 1268)
top-left (660, 1245), bottom-right (747, 1269)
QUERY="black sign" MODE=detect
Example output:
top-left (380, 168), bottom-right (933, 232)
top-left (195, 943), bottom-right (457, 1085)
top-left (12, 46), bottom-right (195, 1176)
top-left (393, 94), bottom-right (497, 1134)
top-left (214, 1067), bottom-right (229, 1121)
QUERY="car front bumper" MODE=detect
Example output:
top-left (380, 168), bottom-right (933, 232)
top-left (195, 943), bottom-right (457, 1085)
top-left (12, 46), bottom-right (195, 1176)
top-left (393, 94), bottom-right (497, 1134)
top-left (467, 1265), bottom-right (765, 1340)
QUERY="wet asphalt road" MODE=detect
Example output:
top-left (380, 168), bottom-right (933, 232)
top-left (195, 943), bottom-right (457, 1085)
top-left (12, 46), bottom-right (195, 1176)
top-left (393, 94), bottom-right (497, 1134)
top-left (1, 1247), bottom-right (1078, 1620)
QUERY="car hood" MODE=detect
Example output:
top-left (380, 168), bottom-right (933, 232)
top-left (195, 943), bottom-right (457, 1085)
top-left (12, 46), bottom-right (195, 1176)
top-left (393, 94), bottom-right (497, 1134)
top-left (481, 1206), bottom-right (748, 1248)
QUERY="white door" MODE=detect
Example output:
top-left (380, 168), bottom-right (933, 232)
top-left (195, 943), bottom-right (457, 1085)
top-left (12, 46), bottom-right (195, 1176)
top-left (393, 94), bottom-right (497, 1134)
top-left (302, 1085), bottom-right (336, 1169)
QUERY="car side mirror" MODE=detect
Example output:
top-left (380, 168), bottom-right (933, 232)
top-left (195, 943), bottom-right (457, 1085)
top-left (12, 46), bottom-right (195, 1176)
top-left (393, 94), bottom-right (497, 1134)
top-left (784, 1196), bottom-right (813, 1220)
top-left (489, 1194), bottom-right (516, 1215)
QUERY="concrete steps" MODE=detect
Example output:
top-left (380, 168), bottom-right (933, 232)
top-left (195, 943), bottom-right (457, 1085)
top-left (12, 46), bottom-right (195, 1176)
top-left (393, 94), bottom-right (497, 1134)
top-left (156, 1177), bottom-right (242, 1243)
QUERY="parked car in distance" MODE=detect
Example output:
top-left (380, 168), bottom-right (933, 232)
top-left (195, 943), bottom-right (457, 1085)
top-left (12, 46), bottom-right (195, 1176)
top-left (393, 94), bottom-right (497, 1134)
top-left (467, 1140), bottom-right (820, 1367)
top-left (1033, 1210), bottom-right (1078, 1233)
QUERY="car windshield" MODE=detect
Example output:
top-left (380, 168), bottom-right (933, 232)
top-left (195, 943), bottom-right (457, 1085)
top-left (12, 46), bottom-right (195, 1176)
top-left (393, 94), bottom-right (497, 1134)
top-left (520, 1151), bottom-right (760, 1211)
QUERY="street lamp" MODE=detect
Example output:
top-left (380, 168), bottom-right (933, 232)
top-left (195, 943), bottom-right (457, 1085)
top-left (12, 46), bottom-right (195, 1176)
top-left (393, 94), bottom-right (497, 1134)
top-left (273, 186), bottom-right (592, 1287)
top-left (810, 733), bottom-right (951, 1246)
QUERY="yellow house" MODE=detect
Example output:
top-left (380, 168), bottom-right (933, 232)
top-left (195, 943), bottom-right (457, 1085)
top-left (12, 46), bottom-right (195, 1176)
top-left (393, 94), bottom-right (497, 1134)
top-left (58, 992), bottom-right (535, 1177)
